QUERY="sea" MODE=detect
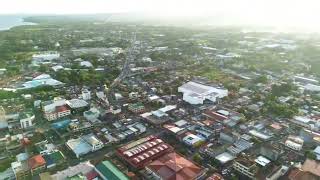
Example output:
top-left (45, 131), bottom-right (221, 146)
top-left (0, 15), bottom-right (36, 31)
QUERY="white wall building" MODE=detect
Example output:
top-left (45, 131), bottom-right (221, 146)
top-left (183, 133), bottom-right (204, 146)
top-left (82, 89), bottom-right (91, 100)
top-left (20, 114), bottom-right (35, 129)
top-left (32, 51), bottom-right (60, 61)
top-left (285, 136), bottom-right (304, 151)
top-left (66, 134), bottom-right (103, 158)
top-left (178, 81), bottom-right (228, 105)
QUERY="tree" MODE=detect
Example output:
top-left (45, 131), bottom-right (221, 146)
top-left (39, 65), bottom-right (49, 73)
top-left (306, 151), bottom-right (317, 160)
top-left (254, 75), bottom-right (268, 84)
top-left (271, 83), bottom-right (296, 97)
top-left (192, 153), bottom-right (203, 164)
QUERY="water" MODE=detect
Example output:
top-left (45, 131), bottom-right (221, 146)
top-left (0, 15), bottom-right (36, 31)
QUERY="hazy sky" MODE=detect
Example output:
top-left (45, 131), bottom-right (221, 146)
top-left (1, 0), bottom-right (320, 29)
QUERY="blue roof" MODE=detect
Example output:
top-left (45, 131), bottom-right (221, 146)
top-left (51, 119), bottom-right (71, 129)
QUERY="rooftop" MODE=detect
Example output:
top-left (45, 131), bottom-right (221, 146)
top-left (301, 159), bottom-right (320, 177)
top-left (117, 136), bottom-right (173, 169)
top-left (95, 160), bottom-right (129, 180)
top-left (67, 99), bottom-right (89, 109)
top-left (146, 152), bottom-right (204, 180)
top-left (28, 154), bottom-right (46, 169)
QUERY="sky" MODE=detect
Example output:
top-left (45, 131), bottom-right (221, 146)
top-left (1, 0), bottom-right (320, 29)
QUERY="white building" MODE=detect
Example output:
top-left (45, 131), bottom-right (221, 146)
top-left (32, 51), bottom-right (60, 61)
top-left (0, 106), bottom-right (7, 129)
top-left (67, 99), bottom-right (89, 109)
top-left (43, 98), bottom-right (70, 121)
top-left (51, 65), bottom-right (64, 72)
top-left (84, 108), bottom-right (100, 123)
top-left (285, 136), bottom-right (304, 151)
top-left (82, 134), bottom-right (104, 151)
top-left (303, 84), bottom-right (320, 92)
top-left (178, 81), bottom-right (228, 105)
top-left (66, 134), bottom-right (103, 158)
top-left (82, 89), bottom-right (91, 100)
top-left (20, 113), bottom-right (35, 129)
top-left (314, 146), bottom-right (320, 160)
top-left (80, 61), bottom-right (93, 68)
top-left (183, 133), bottom-right (204, 146)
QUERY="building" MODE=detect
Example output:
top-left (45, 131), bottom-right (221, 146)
top-left (178, 81), bottom-right (228, 105)
top-left (294, 76), bottom-right (319, 84)
top-left (95, 160), bottom-right (129, 180)
top-left (285, 136), bottom-right (304, 151)
top-left (266, 166), bottom-right (288, 180)
top-left (116, 136), bottom-right (173, 169)
top-left (215, 152), bottom-right (235, 164)
top-left (66, 134), bottom-right (103, 158)
top-left (82, 133), bottom-right (104, 151)
top-left (11, 160), bottom-right (29, 180)
top-left (67, 99), bottom-right (89, 109)
top-left (260, 144), bottom-right (283, 161)
top-left (301, 159), bottom-right (320, 178)
top-left (84, 108), bottom-right (100, 123)
top-left (233, 156), bottom-right (258, 179)
top-left (43, 151), bottom-right (65, 169)
top-left (227, 138), bottom-right (253, 156)
top-left (51, 161), bottom-right (96, 180)
top-left (43, 99), bottom-right (71, 121)
top-left (80, 61), bottom-right (93, 68)
top-left (182, 133), bottom-right (204, 147)
top-left (128, 103), bottom-right (145, 114)
top-left (56, 105), bottom-right (71, 118)
top-left (145, 152), bottom-right (205, 180)
top-left (35, 141), bottom-right (56, 155)
top-left (82, 89), bottom-right (91, 100)
top-left (20, 112), bottom-right (35, 129)
top-left (206, 173), bottom-right (224, 180)
top-left (287, 168), bottom-right (319, 180)
top-left (32, 51), bottom-right (60, 61)
top-left (0, 106), bottom-right (7, 129)
top-left (248, 130), bottom-right (272, 141)
top-left (28, 155), bottom-right (46, 175)
top-left (313, 146), bottom-right (320, 160)
top-left (21, 74), bottom-right (63, 89)
top-left (290, 116), bottom-right (314, 129)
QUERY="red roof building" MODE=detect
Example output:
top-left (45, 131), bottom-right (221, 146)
top-left (145, 152), bottom-right (205, 180)
top-left (117, 136), bottom-right (173, 169)
top-left (85, 170), bottom-right (99, 180)
top-left (28, 155), bottom-right (46, 175)
top-left (203, 110), bottom-right (228, 122)
top-left (288, 168), bottom-right (319, 180)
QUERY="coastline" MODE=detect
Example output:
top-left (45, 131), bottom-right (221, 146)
top-left (0, 16), bottom-right (37, 31)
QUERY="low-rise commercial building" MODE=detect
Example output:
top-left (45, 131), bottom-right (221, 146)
top-left (95, 160), bottom-right (129, 180)
top-left (145, 152), bottom-right (205, 180)
top-left (178, 81), bottom-right (228, 105)
top-left (28, 155), bottom-right (46, 175)
top-left (233, 156), bottom-right (258, 179)
top-left (285, 136), bottom-right (304, 151)
top-left (116, 136), bottom-right (173, 169)
top-left (66, 134), bottom-right (103, 158)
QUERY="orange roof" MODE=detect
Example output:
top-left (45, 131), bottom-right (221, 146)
top-left (288, 168), bottom-right (318, 180)
top-left (270, 123), bottom-right (282, 130)
top-left (146, 152), bottom-right (204, 180)
top-left (28, 155), bottom-right (46, 169)
top-left (301, 159), bottom-right (320, 177)
top-left (206, 173), bottom-right (224, 180)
